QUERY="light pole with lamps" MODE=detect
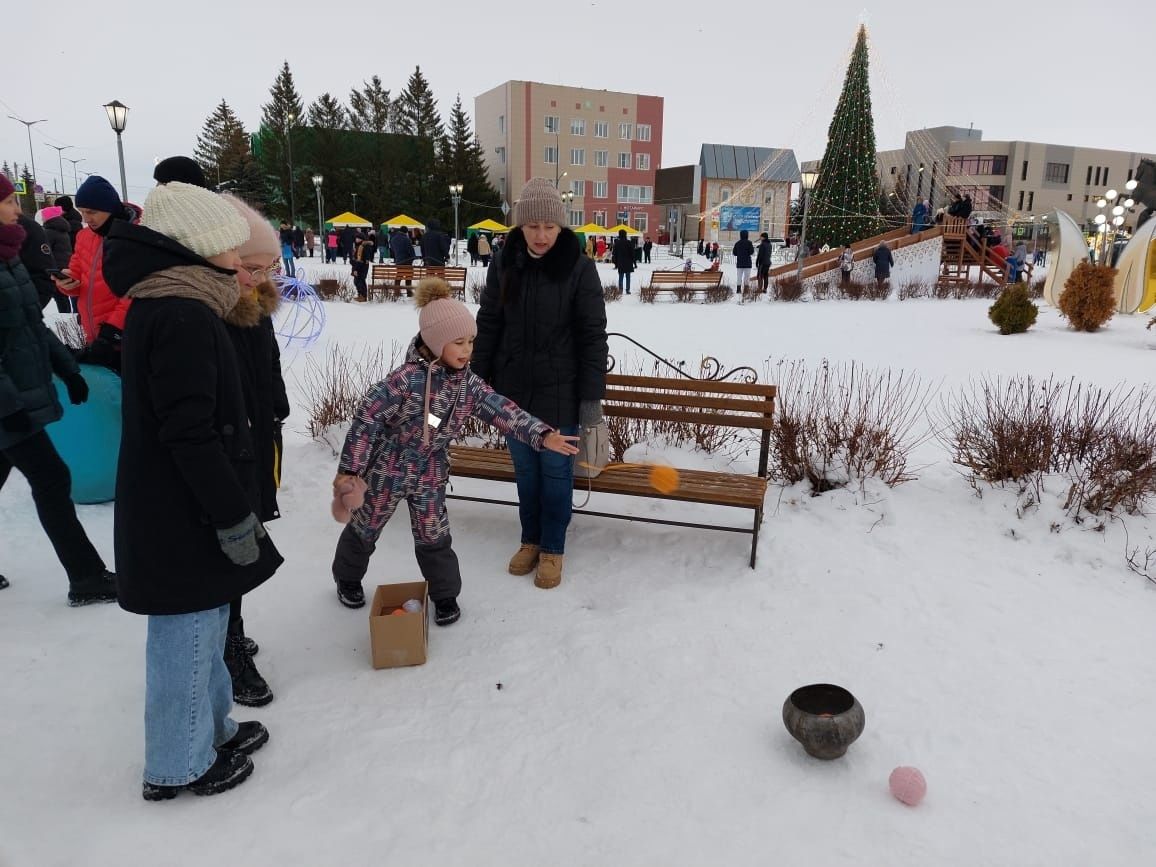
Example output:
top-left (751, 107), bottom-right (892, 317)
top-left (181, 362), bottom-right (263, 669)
top-left (1094, 180), bottom-right (1138, 266)
top-left (795, 169), bottom-right (819, 281)
top-left (449, 183), bottom-right (463, 264)
top-left (312, 174), bottom-right (324, 244)
top-left (560, 190), bottom-right (574, 225)
top-left (65, 157), bottom-right (84, 194)
top-left (102, 100), bottom-right (129, 200)
top-left (8, 115), bottom-right (47, 193)
top-left (44, 143), bottom-right (71, 196)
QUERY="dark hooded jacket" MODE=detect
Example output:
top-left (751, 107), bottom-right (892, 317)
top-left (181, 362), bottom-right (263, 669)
top-left (732, 229), bottom-right (754, 269)
top-left (223, 278), bottom-right (290, 522)
top-left (17, 214), bottom-right (56, 309)
top-left (611, 231), bottom-right (635, 273)
top-left (55, 198), bottom-right (84, 247)
top-left (472, 227), bottom-right (607, 428)
top-left (102, 221), bottom-right (282, 615)
top-left (42, 214), bottom-right (73, 270)
top-left (421, 218), bottom-right (452, 266)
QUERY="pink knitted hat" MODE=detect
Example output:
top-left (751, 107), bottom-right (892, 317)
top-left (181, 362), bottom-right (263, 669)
top-left (415, 277), bottom-right (476, 358)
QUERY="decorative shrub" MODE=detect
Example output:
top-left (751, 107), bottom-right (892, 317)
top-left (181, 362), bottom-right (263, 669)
top-left (603, 283), bottom-right (623, 303)
top-left (299, 343), bottom-right (397, 445)
top-left (772, 275), bottom-right (805, 302)
top-left (989, 284), bottom-right (1039, 334)
top-left (1058, 261), bottom-right (1116, 331)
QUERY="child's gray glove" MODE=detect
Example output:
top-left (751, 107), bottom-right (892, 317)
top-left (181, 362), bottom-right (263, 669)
top-left (579, 400), bottom-right (604, 428)
top-left (216, 513), bottom-right (266, 566)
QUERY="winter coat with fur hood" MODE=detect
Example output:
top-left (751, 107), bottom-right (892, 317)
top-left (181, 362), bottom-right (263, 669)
top-left (472, 227), bottom-right (607, 429)
top-left (224, 278), bottom-right (290, 523)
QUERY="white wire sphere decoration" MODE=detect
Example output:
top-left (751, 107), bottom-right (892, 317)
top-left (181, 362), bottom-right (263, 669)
top-left (272, 274), bottom-right (327, 349)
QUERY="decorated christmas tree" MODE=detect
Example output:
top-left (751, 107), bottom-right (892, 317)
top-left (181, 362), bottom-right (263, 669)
top-left (806, 25), bottom-right (884, 248)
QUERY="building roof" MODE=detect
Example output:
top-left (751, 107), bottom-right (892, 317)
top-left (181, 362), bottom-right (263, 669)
top-left (699, 144), bottom-right (799, 182)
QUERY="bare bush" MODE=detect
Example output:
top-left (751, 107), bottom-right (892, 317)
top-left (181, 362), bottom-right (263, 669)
top-left (772, 275), bottom-right (805, 301)
top-left (53, 317), bottom-right (87, 350)
top-left (603, 283), bottom-right (623, 303)
top-left (770, 360), bottom-right (932, 492)
top-left (297, 343), bottom-right (399, 443)
top-left (702, 283), bottom-right (731, 304)
top-left (896, 279), bottom-right (934, 300)
top-left (470, 276), bottom-right (486, 304)
top-left (639, 282), bottom-right (659, 303)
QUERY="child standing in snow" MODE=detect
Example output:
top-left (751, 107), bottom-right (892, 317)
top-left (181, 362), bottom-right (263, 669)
top-left (330, 278), bottom-right (579, 625)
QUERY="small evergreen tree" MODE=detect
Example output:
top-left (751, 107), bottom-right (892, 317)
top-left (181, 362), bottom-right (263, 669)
top-left (1058, 261), bottom-right (1116, 332)
top-left (806, 25), bottom-right (884, 248)
top-left (989, 284), bottom-right (1039, 334)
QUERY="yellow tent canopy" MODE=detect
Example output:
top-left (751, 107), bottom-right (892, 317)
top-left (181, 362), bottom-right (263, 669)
top-left (575, 223), bottom-right (609, 235)
top-left (606, 224), bottom-right (641, 235)
top-left (382, 214), bottom-right (425, 229)
top-left (467, 218), bottom-right (509, 232)
top-left (327, 211), bottom-right (372, 227)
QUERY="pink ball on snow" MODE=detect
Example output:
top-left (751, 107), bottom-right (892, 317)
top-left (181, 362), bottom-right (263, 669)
top-left (889, 766), bottom-right (927, 806)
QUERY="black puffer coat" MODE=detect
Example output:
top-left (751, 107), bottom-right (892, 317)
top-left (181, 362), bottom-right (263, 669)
top-left (473, 227), bottom-right (607, 428)
top-left (103, 221), bottom-right (282, 615)
top-left (0, 255), bottom-right (79, 450)
top-left (42, 215), bottom-right (73, 269)
top-left (17, 214), bottom-right (55, 309)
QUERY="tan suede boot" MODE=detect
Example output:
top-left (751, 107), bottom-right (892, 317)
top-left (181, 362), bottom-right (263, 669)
top-left (534, 553), bottom-right (563, 589)
top-left (507, 544), bottom-right (540, 576)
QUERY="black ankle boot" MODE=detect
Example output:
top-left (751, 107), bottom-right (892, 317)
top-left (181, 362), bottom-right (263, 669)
top-left (224, 636), bottom-right (273, 707)
top-left (67, 570), bottom-right (117, 606)
top-left (434, 597), bottom-right (460, 626)
top-left (336, 580), bottom-right (365, 609)
top-left (142, 750), bottom-right (253, 801)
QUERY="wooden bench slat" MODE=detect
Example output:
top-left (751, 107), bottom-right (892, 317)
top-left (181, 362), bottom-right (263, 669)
top-left (605, 388), bottom-right (773, 414)
top-left (606, 374), bottom-right (776, 398)
top-left (606, 405), bottom-right (775, 429)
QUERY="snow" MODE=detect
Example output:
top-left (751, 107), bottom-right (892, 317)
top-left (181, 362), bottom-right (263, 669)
top-left (3, 254), bottom-right (1156, 866)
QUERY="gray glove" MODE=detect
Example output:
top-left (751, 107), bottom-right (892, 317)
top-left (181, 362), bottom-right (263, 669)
top-left (216, 513), bottom-right (267, 566)
top-left (579, 400), bottom-right (604, 428)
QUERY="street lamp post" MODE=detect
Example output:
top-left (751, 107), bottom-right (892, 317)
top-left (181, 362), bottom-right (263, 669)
top-left (449, 183), bottom-right (463, 264)
top-left (312, 174), bottom-right (324, 244)
top-left (102, 100), bottom-right (129, 200)
top-left (45, 143), bottom-right (71, 196)
top-left (8, 116), bottom-right (47, 196)
top-left (560, 190), bottom-right (574, 225)
top-left (65, 157), bottom-right (84, 193)
top-left (796, 169), bottom-right (819, 281)
top-left (1094, 180), bottom-right (1138, 266)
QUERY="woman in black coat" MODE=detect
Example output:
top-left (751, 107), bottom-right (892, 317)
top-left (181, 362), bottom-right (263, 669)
top-left (472, 179), bottom-right (607, 590)
top-left (102, 181), bottom-right (282, 800)
top-left (0, 176), bottom-right (112, 601)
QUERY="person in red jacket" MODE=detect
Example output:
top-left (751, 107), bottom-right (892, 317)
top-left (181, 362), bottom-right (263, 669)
top-left (51, 175), bottom-right (141, 372)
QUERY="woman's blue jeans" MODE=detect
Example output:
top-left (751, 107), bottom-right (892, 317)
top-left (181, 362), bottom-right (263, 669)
top-left (143, 604), bottom-right (238, 786)
top-left (505, 425), bottom-right (579, 555)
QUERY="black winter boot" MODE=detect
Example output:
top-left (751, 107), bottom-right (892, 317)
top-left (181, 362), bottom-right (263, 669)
top-left (67, 570), bottom-right (117, 606)
top-left (142, 750), bottom-right (253, 801)
top-left (434, 597), bottom-right (460, 627)
top-left (240, 636), bottom-right (259, 656)
top-left (224, 636), bottom-right (274, 707)
top-left (219, 720), bottom-right (269, 756)
top-left (336, 580), bottom-right (365, 609)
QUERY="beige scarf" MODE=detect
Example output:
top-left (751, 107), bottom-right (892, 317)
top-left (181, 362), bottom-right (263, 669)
top-left (128, 265), bottom-right (240, 319)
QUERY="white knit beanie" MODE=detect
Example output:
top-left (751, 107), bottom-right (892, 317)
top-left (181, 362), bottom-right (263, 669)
top-left (142, 181), bottom-right (250, 259)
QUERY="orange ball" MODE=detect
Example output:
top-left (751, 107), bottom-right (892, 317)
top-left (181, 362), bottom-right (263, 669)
top-left (649, 465), bottom-right (679, 494)
top-left (390, 608), bottom-right (407, 617)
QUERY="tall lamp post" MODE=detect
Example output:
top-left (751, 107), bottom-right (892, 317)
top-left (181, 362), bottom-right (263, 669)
top-left (560, 190), bottom-right (574, 225)
top-left (65, 157), bottom-right (84, 194)
top-left (45, 143), bottom-right (71, 196)
top-left (449, 183), bottom-right (463, 264)
top-left (312, 174), bottom-right (324, 241)
top-left (1094, 179), bottom-right (1138, 266)
top-left (8, 115), bottom-right (47, 195)
top-left (795, 169), bottom-right (819, 281)
top-left (102, 100), bottom-right (129, 200)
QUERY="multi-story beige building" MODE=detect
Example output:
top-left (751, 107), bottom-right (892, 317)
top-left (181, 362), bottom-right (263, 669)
top-left (475, 81), bottom-right (664, 234)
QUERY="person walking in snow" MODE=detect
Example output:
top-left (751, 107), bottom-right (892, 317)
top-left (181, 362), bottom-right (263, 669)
top-left (732, 228), bottom-right (754, 295)
top-left (477, 232), bottom-right (492, 267)
top-left (305, 227), bottom-right (315, 257)
top-left (0, 174), bottom-right (116, 603)
top-left (612, 228), bottom-right (635, 293)
top-left (330, 277), bottom-right (579, 623)
top-left (755, 231), bottom-right (772, 294)
top-left (839, 244), bottom-right (855, 288)
top-left (872, 240), bottom-right (894, 293)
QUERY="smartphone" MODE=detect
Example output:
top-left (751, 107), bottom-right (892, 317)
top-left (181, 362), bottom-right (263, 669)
top-left (47, 269), bottom-right (64, 279)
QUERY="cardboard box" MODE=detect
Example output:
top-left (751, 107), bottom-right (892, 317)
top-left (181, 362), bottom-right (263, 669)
top-left (369, 581), bottom-right (428, 669)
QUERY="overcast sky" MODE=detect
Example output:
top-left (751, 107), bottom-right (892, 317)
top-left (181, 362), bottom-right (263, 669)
top-left (5, 0), bottom-right (1153, 204)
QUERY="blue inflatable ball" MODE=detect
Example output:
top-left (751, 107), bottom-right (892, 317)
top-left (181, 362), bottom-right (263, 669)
top-left (47, 363), bottom-right (122, 504)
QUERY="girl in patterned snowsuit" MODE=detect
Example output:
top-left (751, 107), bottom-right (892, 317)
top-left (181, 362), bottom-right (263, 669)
top-left (330, 278), bottom-right (579, 625)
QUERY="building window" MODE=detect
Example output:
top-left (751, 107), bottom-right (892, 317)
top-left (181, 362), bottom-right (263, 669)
top-left (1128, 167), bottom-right (1134, 181)
top-left (570, 118), bottom-right (585, 136)
top-left (594, 149), bottom-right (608, 168)
top-left (495, 146), bottom-right (506, 165)
top-left (1027, 191), bottom-right (1034, 210)
top-left (1103, 167), bottom-right (1109, 185)
top-left (1044, 162), bottom-right (1070, 183)
top-left (568, 209), bottom-right (583, 226)
top-left (1067, 194), bottom-right (1073, 201)
top-left (1019, 160), bottom-right (1027, 181)
top-left (544, 145), bottom-right (558, 165)
top-left (719, 185), bottom-right (732, 201)
top-left (618, 152), bottom-right (631, 169)
top-left (571, 179), bottom-right (585, 196)
top-left (636, 153), bottom-right (650, 171)
top-left (947, 155), bottom-right (1009, 176)
top-left (593, 180), bottom-right (608, 198)
top-left (890, 165), bottom-right (897, 175)
top-left (593, 210), bottom-right (607, 225)
top-left (1094, 166), bottom-right (1102, 185)
top-left (953, 185), bottom-right (1005, 209)
top-left (570, 148), bottom-right (585, 166)
top-left (636, 124), bottom-right (652, 142)
top-left (498, 115), bottom-right (505, 135)
top-left (618, 122), bottom-right (632, 140)
top-left (615, 184), bottom-right (651, 204)
top-left (1086, 166), bottom-right (1094, 185)
top-left (544, 115), bottom-right (560, 134)
top-left (1017, 190), bottom-right (1024, 210)
top-left (633, 212), bottom-right (648, 232)
top-left (594, 121), bottom-right (608, 138)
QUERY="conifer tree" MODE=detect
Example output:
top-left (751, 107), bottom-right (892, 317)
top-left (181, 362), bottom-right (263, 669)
top-left (397, 66), bottom-right (449, 224)
top-left (348, 76), bottom-right (392, 133)
top-left (195, 100), bottom-right (251, 189)
top-left (255, 61), bottom-right (306, 222)
top-left (442, 95), bottom-right (500, 228)
top-left (806, 25), bottom-right (884, 248)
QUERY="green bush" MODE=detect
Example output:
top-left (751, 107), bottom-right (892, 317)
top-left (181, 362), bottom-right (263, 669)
top-left (988, 284), bottom-right (1039, 335)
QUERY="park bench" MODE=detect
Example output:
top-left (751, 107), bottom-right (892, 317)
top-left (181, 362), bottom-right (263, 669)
top-left (447, 371), bottom-right (777, 567)
top-left (369, 265), bottom-right (467, 301)
top-left (643, 270), bottom-right (724, 301)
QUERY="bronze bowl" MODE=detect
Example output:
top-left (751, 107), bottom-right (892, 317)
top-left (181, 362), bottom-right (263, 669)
top-left (782, 684), bottom-right (865, 760)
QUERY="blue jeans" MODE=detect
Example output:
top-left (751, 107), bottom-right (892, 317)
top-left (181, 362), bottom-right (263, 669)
top-left (506, 425), bottom-right (579, 555)
top-left (618, 271), bottom-right (631, 292)
top-left (144, 604), bottom-right (238, 786)
top-left (282, 256), bottom-right (296, 277)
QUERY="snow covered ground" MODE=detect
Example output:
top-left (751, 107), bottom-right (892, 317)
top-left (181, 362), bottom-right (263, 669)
top-left (3, 258), bottom-right (1156, 867)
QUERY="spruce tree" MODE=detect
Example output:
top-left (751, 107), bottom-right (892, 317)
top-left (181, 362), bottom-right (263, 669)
top-left (805, 25), bottom-right (884, 248)
top-left (195, 100), bottom-right (245, 187)
top-left (255, 61), bottom-right (306, 223)
top-left (442, 95), bottom-right (500, 228)
top-left (397, 66), bottom-right (450, 225)
top-left (348, 76), bottom-right (392, 133)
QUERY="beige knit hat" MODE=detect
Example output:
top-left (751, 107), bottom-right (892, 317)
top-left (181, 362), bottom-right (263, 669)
top-left (142, 181), bottom-right (250, 259)
top-left (222, 194), bottom-right (280, 261)
top-left (416, 277), bottom-right (477, 358)
top-left (513, 177), bottom-right (566, 227)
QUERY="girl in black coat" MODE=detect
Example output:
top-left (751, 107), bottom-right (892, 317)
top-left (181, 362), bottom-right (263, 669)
top-left (472, 178), bottom-right (608, 589)
top-left (102, 181), bottom-right (282, 800)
